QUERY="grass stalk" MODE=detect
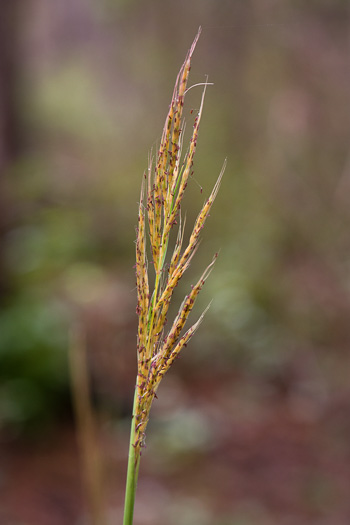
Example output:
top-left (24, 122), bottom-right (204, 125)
top-left (123, 387), bottom-right (140, 525)
top-left (122, 27), bottom-right (225, 524)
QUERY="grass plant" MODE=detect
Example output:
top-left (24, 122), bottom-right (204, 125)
top-left (123, 28), bottom-right (225, 525)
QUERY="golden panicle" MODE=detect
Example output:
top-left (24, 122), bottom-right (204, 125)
top-left (132, 27), bottom-right (224, 458)
top-left (151, 254), bottom-right (217, 377)
top-left (176, 158), bottom-right (226, 271)
top-left (164, 79), bottom-right (208, 245)
top-left (146, 154), bottom-right (156, 264)
top-left (169, 213), bottom-right (186, 277)
top-left (154, 302), bottom-right (212, 388)
top-left (135, 177), bottom-right (149, 369)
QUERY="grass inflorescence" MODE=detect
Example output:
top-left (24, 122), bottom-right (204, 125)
top-left (123, 27), bottom-right (225, 525)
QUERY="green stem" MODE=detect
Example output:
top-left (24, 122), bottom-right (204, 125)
top-left (123, 387), bottom-right (141, 525)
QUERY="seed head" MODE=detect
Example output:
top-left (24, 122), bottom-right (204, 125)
top-left (133, 27), bottom-right (225, 458)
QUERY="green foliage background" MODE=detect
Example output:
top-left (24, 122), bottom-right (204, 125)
top-left (2, 0), bottom-right (350, 432)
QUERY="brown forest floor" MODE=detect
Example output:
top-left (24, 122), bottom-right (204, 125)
top-left (1, 373), bottom-right (350, 525)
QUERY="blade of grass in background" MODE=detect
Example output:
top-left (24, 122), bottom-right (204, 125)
top-left (69, 322), bottom-right (106, 525)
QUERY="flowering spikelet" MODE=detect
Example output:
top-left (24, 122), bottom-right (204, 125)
top-left (133, 27), bottom-right (225, 460)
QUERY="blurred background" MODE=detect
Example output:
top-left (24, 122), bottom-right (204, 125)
top-left (1, 1), bottom-right (350, 524)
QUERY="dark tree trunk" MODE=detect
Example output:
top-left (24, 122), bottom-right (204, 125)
top-left (0, 0), bottom-right (22, 171)
top-left (0, 0), bottom-right (22, 299)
